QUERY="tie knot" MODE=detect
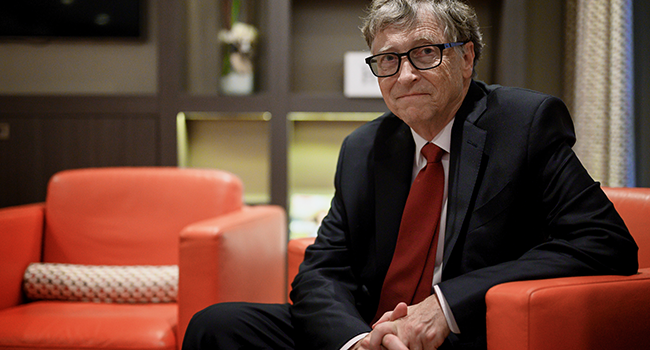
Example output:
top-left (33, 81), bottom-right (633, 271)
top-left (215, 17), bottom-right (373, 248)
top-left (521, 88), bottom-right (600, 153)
top-left (421, 143), bottom-right (444, 163)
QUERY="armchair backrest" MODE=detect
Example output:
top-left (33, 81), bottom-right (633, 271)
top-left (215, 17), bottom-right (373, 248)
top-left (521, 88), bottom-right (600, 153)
top-left (43, 167), bottom-right (243, 265)
top-left (603, 186), bottom-right (650, 269)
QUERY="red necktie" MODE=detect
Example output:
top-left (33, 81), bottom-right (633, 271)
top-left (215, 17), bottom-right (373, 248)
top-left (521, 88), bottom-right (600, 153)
top-left (374, 142), bottom-right (445, 322)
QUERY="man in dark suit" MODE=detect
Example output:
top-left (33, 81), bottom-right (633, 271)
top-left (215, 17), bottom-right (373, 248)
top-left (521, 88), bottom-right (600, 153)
top-left (182, 1), bottom-right (639, 349)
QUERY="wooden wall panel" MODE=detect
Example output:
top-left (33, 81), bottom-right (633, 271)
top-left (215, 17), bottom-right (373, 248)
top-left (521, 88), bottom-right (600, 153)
top-left (0, 115), bottom-right (158, 208)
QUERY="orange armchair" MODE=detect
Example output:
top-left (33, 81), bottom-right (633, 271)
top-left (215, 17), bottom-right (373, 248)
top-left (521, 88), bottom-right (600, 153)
top-left (0, 167), bottom-right (287, 350)
top-left (485, 187), bottom-right (650, 350)
top-left (287, 187), bottom-right (650, 349)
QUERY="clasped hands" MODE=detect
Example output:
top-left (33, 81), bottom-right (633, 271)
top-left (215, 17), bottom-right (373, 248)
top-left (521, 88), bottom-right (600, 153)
top-left (353, 295), bottom-right (450, 350)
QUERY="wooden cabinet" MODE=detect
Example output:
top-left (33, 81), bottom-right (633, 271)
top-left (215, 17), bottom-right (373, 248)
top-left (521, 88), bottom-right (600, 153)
top-left (171, 0), bottom-right (530, 237)
top-left (2, 0), bottom-right (559, 217)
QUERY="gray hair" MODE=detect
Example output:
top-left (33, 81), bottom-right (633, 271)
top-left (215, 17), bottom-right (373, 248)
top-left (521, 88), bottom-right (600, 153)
top-left (361, 0), bottom-right (483, 75)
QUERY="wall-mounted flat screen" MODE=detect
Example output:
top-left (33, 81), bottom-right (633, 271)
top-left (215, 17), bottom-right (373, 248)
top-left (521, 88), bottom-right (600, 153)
top-left (0, 0), bottom-right (144, 39)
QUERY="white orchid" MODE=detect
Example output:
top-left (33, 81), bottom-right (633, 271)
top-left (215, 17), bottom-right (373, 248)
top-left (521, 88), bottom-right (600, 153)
top-left (219, 19), bottom-right (258, 94)
top-left (219, 22), bottom-right (258, 54)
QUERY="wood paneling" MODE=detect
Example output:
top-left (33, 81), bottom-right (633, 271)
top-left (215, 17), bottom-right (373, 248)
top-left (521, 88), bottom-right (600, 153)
top-left (0, 114), bottom-right (157, 207)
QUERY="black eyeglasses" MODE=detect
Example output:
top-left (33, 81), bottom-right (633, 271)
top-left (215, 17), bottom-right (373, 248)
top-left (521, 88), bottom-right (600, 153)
top-left (365, 41), bottom-right (468, 77)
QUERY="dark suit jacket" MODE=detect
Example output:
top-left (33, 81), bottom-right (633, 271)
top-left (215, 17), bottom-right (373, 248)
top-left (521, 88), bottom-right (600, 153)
top-left (289, 81), bottom-right (639, 349)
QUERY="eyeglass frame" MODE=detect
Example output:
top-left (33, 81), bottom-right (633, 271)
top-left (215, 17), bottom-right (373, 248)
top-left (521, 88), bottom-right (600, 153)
top-left (364, 41), bottom-right (469, 78)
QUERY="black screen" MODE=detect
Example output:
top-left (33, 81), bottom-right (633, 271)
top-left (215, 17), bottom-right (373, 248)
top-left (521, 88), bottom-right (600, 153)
top-left (0, 0), bottom-right (143, 39)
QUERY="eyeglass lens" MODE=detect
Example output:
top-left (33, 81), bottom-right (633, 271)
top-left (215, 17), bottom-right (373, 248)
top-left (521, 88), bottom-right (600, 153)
top-left (370, 45), bottom-right (442, 77)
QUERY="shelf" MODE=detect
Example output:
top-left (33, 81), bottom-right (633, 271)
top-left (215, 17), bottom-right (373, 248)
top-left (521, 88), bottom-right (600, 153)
top-left (290, 93), bottom-right (387, 113)
top-left (291, 0), bottom-right (371, 94)
top-left (288, 111), bottom-right (379, 122)
top-left (0, 95), bottom-right (158, 115)
top-left (177, 111), bottom-right (272, 205)
top-left (177, 93), bottom-right (276, 113)
top-left (184, 0), bottom-right (262, 96)
top-left (176, 92), bottom-right (387, 115)
top-left (180, 111), bottom-right (272, 121)
top-left (288, 111), bottom-right (371, 238)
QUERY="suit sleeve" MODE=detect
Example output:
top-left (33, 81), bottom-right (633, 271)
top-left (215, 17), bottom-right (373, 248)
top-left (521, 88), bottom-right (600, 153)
top-left (437, 95), bottom-right (639, 337)
top-left (289, 139), bottom-right (373, 350)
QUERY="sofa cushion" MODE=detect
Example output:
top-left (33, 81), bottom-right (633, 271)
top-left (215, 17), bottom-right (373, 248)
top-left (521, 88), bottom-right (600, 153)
top-left (24, 263), bottom-right (178, 303)
top-left (0, 301), bottom-right (177, 350)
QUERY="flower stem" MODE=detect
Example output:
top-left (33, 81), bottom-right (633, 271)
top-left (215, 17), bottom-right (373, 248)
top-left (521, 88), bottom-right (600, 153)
top-left (231, 0), bottom-right (241, 26)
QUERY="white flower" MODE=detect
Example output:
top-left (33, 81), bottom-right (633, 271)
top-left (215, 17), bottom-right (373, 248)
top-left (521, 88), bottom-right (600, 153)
top-left (219, 22), bottom-right (258, 54)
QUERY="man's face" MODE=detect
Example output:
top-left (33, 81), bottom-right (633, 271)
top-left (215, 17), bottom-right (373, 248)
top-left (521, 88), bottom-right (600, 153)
top-left (371, 14), bottom-right (474, 138)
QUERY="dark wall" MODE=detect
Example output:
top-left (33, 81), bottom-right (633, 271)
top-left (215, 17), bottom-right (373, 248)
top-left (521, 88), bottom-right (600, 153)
top-left (0, 100), bottom-right (158, 208)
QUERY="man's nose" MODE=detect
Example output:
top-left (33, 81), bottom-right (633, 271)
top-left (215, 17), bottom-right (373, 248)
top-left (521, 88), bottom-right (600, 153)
top-left (397, 57), bottom-right (420, 80)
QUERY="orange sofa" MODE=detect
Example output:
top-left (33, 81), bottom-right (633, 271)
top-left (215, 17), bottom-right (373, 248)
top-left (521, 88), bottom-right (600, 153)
top-left (0, 167), bottom-right (287, 350)
top-left (287, 187), bottom-right (650, 349)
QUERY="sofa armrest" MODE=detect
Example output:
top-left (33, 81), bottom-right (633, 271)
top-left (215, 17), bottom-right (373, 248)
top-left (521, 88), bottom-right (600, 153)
top-left (486, 268), bottom-right (650, 350)
top-left (177, 205), bottom-right (287, 346)
top-left (0, 203), bottom-right (45, 310)
top-left (287, 237), bottom-right (315, 302)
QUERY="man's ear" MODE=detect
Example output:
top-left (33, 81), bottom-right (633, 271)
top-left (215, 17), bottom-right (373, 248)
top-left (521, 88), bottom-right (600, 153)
top-left (462, 41), bottom-right (475, 79)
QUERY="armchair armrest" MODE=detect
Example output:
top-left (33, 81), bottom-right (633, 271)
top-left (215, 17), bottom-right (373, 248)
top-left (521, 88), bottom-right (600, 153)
top-left (0, 204), bottom-right (45, 310)
top-left (177, 205), bottom-right (287, 346)
top-left (486, 268), bottom-right (650, 350)
top-left (287, 237), bottom-right (315, 302)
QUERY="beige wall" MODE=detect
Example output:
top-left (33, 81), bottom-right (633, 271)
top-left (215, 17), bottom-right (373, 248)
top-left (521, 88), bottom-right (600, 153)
top-left (0, 1), bottom-right (158, 95)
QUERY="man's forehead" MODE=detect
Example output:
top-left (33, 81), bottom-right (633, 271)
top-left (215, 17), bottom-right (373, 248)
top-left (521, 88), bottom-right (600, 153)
top-left (372, 19), bottom-right (445, 52)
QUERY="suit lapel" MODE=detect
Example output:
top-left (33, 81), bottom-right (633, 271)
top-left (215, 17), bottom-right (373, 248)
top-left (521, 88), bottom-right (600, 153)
top-left (374, 115), bottom-right (414, 275)
top-left (443, 82), bottom-right (489, 267)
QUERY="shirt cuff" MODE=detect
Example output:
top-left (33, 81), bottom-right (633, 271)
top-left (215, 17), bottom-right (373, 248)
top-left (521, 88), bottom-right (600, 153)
top-left (340, 333), bottom-right (369, 350)
top-left (433, 284), bottom-right (461, 334)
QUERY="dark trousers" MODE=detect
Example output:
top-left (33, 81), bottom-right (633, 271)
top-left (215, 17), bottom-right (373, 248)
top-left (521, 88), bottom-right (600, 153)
top-left (182, 302), bottom-right (480, 349)
top-left (182, 302), bottom-right (294, 350)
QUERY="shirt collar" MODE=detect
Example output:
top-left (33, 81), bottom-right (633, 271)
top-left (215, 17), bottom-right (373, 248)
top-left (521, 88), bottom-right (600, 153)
top-left (410, 119), bottom-right (454, 156)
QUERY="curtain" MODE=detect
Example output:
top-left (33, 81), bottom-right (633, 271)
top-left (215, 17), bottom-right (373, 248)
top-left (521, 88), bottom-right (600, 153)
top-left (565, 0), bottom-right (635, 187)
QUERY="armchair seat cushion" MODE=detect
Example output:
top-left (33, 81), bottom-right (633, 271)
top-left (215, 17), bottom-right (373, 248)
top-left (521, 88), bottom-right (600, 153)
top-left (0, 301), bottom-right (177, 350)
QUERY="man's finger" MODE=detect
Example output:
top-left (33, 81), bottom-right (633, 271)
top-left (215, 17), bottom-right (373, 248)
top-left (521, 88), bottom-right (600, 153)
top-left (372, 311), bottom-right (393, 328)
top-left (382, 334), bottom-right (409, 350)
top-left (369, 322), bottom-right (397, 349)
top-left (389, 302), bottom-right (408, 321)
